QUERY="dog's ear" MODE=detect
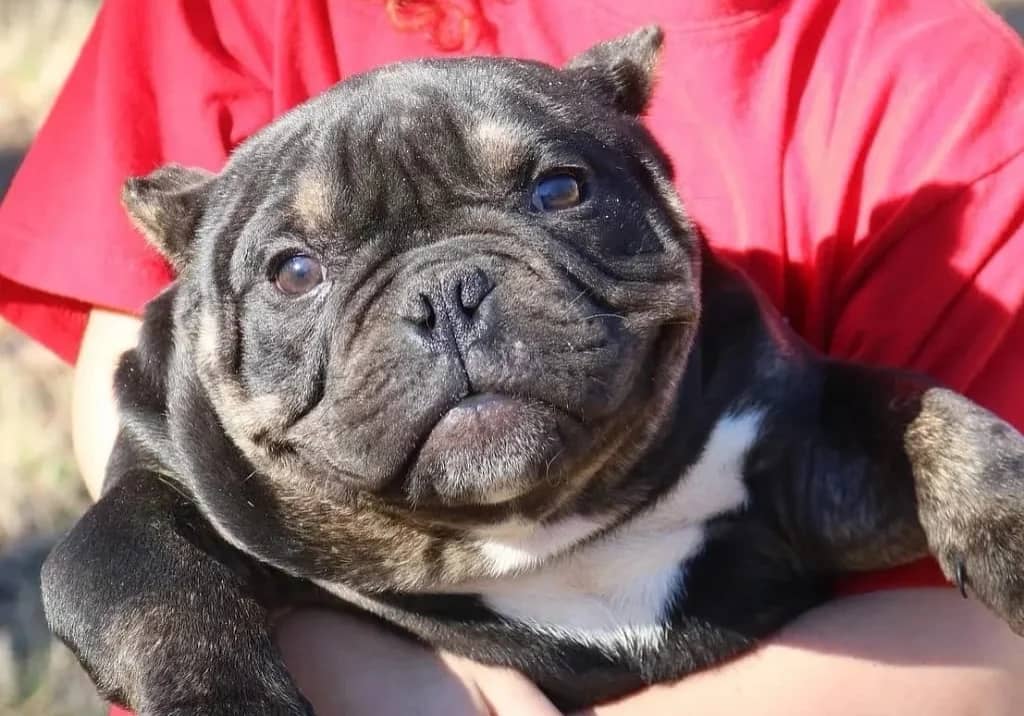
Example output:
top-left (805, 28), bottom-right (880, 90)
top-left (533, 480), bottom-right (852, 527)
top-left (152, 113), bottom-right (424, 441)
top-left (121, 164), bottom-right (214, 270)
top-left (565, 25), bottom-right (664, 116)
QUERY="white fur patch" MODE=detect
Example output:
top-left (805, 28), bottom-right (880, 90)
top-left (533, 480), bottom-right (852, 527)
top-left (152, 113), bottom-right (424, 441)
top-left (473, 515), bottom-right (609, 576)
top-left (467, 410), bottom-right (763, 652)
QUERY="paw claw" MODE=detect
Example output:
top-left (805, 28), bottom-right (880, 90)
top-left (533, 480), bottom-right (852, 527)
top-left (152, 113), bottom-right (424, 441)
top-left (954, 560), bottom-right (969, 599)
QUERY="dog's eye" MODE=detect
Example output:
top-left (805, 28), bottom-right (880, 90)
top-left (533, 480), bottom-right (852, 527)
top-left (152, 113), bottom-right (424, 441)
top-left (274, 255), bottom-right (324, 295)
top-left (531, 173), bottom-right (584, 212)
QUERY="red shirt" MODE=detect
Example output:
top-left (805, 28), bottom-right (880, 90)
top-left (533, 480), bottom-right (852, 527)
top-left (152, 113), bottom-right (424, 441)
top-left (2, 1), bottom-right (1023, 711)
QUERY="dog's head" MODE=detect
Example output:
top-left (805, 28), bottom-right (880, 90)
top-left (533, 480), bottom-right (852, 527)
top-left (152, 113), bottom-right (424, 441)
top-left (122, 27), bottom-right (699, 540)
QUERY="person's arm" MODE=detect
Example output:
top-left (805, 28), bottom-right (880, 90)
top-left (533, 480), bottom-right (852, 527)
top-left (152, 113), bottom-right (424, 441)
top-left (71, 308), bottom-right (142, 498)
top-left (75, 307), bottom-right (1024, 715)
top-left (582, 590), bottom-right (1024, 716)
top-left (275, 590), bottom-right (1024, 716)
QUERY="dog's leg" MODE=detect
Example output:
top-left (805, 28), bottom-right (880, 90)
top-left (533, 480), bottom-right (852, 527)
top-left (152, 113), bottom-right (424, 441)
top-left (756, 361), bottom-right (1024, 634)
top-left (41, 467), bottom-right (313, 716)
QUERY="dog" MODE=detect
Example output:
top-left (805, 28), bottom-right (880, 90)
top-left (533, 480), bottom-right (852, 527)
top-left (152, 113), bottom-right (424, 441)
top-left (41, 26), bottom-right (1024, 715)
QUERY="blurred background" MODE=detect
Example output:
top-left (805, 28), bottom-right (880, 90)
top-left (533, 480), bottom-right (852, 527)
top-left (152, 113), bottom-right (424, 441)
top-left (1, 2), bottom-right (104, 713)
top-left (0, 1), bottom-right (1021, 715)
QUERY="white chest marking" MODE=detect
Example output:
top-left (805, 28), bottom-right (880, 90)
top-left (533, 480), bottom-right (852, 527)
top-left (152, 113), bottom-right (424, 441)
top-left (469, 411), bottom-right (763, 652)
top-left (474, 514), bottom-right (609, 575)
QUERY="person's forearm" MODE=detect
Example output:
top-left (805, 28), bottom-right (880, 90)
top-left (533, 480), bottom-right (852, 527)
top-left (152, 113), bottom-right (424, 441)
top-left (72, 308), bottom-right (142, 498)
top-left (578, 589), bottom-right (1024, 716)
top-left (276, 610), bottom-right (559, 716)
top-left (274, 589), bottom-right (1024, 716)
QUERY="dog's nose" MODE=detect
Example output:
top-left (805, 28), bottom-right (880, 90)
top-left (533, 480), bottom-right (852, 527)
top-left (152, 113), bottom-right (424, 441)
top-left (403, 266), bottom-right (495, 339)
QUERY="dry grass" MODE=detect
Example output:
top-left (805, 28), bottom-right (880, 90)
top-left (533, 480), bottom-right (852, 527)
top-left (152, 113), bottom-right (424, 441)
top-left (0, 1), bottom-right (1020, 715)
top-left (0, 0), bottom-right (99, 144)
top-left (0, 332), bottom-right (82, 545)
top-left (0, 328), bottom-right (90, 716)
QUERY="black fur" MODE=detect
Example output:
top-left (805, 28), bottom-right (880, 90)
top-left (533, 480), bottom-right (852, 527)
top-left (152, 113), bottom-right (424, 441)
top-left (42, 27), bottom-right (1024, 715)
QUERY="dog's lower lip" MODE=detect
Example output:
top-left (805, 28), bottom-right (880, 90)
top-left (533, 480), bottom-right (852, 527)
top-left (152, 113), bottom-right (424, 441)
top-left (435, 393), bottom-right (526, 432)
top-left (413, 393), bottom-right (537, 461)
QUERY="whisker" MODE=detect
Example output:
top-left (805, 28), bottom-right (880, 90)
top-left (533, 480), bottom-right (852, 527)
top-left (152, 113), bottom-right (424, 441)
top-left (154, 473), bottom-right (193, 502)
top-left (544, 448), bottom-right (565, 482)
top-left (559, 289), bottom-right (589, 319)
top-left (581, 313), bottom-right (626, 322)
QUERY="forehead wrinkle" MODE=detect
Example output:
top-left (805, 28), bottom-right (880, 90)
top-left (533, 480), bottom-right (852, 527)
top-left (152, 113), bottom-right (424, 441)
top-left (202, 181), bottom-right (266, 301)
top-left (227, 193), bottom-right (289, 294)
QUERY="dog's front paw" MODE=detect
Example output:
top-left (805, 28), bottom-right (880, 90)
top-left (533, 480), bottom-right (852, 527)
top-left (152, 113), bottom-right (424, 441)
top-left (908, 388), bottom-right (1024, 634)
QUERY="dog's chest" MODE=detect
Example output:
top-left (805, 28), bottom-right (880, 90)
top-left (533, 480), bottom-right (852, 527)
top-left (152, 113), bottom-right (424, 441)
top-left (313, 411), bottom-right (762, 652)
top-left (467, 411), bottom-right (763, 651)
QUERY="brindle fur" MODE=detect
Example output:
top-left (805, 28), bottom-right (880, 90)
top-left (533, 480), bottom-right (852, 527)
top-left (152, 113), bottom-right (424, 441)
top-left (43, 27), bottom-right (1024, 715)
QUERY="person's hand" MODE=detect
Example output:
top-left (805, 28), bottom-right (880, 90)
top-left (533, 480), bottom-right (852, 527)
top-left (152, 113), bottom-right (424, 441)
top-left (277, 589), bottom-right (1024, 716)
top-left (275, 609), bottom-right (561, 716)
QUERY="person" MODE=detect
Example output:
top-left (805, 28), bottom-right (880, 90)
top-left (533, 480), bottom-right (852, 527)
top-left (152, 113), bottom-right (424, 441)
top-left (2, 0), bottom-right (1023, 713)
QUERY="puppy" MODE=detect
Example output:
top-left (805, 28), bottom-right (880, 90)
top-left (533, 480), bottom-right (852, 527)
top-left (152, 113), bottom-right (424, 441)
top-left (42, 27), bottom-right (1024, 715)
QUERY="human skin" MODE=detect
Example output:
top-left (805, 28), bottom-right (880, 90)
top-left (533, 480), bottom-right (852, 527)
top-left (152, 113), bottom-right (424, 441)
top-left (72, 307), bottom-right (1024, 716)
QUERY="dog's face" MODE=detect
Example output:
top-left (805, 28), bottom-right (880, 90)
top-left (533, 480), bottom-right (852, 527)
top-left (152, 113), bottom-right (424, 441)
top-left (123, 27), bottom-right (699, 533)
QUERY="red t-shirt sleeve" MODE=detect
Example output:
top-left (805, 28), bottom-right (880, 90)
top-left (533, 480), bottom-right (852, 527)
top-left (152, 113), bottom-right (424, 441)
top-left (0, 0), bottom-right (270, 362)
